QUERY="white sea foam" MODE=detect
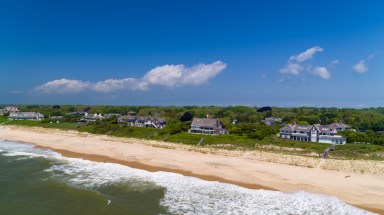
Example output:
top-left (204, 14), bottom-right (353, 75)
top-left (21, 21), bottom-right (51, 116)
top-left (0, 140), bottom-right (376, 215)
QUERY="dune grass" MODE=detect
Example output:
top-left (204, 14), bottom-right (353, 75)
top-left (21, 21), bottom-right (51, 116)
top-left (6, 120), bottom-right (79, 130)
top-left (4, 119), bottom-right (384, 161)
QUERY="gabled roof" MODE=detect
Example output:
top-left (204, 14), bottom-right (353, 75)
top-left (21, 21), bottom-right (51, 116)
top-left (280, 123), bottom-right (350, 133)
top-left (279, 124), bottom-right (312, 132)
top-left (84, 114), bottom-right (104, 119)
top-left (329, 122), bottom-right (351, 129)
top-left (9, 112), bottom-right (44, 118)
top-left (118, 115), bottom-right (166, 123)
top-left (264, 117), bottom-right (282, 121)
top-left (191, 118), bottom-right (222, 128)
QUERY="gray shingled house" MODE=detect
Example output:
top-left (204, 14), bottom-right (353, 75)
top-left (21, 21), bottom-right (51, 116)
top-left (279, 123), bottom-right (350, 145)
top-left (189, 118), bottom-right (227, 135)
top-left (262, 117), bottom-right (282, 126)
top-left (0, 106), bottom-right (20, 115)
top-left (118, 115), bottom-right (166, 129)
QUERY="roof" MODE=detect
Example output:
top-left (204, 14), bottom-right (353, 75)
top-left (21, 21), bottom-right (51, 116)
top-left (191, 118), bottom-right (222, 128)
top-left (118, 115), bottom-right (166, 123)
top-left (329, 122), bottom-right (351, 129)
top-left (84, 113), bottom-right (104, 119)
top-left (279, 124), bottom-right (312, 132)
top-left (118, 115), bottom-right (135, 121)
top-left (9, 112), bottom-right (44, 118)
top-left (264, 117), bottom-right (282, 121)
top-left (104, 113), bottom-right (122, 118)
top-left (280, 123), bottom-right (350, 133)
top-left (153, 117), bottom-right (166, 123)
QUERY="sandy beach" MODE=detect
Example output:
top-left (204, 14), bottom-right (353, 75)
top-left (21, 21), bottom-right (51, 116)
top-left (1, 125), bottom-right (383, 214)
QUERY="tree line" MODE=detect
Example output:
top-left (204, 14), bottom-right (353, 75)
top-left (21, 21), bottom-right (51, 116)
top-left (3, 105), bottom-right (384, 145)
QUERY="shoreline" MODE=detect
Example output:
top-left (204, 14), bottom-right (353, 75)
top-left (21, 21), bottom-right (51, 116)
top-left (34, 145), bottom-right (275, 191)
top-left (1, 125), bottom-right (384, 214)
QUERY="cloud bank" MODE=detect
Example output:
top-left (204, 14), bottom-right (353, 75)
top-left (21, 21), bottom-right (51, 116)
top-left (36, 61), bottom-right (227, 94)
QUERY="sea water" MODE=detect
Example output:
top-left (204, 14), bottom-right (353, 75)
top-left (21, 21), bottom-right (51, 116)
top-left (0, 140), bottom-right (375, 215)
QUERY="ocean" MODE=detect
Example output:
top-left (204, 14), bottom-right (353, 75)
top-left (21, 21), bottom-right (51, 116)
top-left (0, 139), bottom-right (374, 215)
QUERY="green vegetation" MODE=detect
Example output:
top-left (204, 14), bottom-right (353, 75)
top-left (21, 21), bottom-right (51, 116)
top-left (7, 120), bottom-right (79, 130)
top-left (2, 104), bottom-right (384, 160)
top-left (0, 116), bottom-right (10, 124)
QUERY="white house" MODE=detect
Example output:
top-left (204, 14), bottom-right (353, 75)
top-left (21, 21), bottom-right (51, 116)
top-left (9, 112), bottom-right (44, 121)
top-left (82, 113), bottom-right (104, 122)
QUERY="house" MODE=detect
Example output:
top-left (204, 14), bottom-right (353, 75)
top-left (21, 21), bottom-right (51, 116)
top-left (189, 118), bottom-right (227, 135)
top-left (279, 123), bottom-right (348, 145)
top-left (118, 115), bottom-right (166, 129)
top-left (262, 117), bottom-right (282, 126)
top-left (0, 106), bottom-right (20, 115)
top-left (9, 112), bottom-right (44, 120)
top-left (82, 113), bottom-right (104, 122)
top-left (329, 122), bottom-right (351, 131)
top-left (67, 112), bottom-right (87, 117)
top-left (104, 113), bottom-right (122, 118)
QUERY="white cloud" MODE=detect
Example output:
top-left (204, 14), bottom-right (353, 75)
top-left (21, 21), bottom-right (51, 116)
top-left (8, 90), bottom-right (22, 95)
top-left (280, 46), bottom-right (324, 76)
top-left (180, 61), bottom-right (227, 86)
top-left (92, 78), bottom-right (148, 92)
top-left (312, 67), bottom-right (331, 80)
top-left (36, 79), bottom-right (90, 94)
top-left (332, 60), bottom-right (339, 65)
top-left (280, 62), bottom-right (303, 75)
top-left (353, 60), bottom-right (368, 74)
top-left (143, 64), bottom-right (184, 88)
top-left (36, 61), bottom-right (227, 93)
top-left (261, 74), bottom-right (267, 79)
top-left (368, 52), bottom-right (377, 60)
top-left (142, 61), bottom-right (226, 88)
top-left (277, 77), bottom-right (292, 83)
top-left (290, 46), bottom-right (324, 63)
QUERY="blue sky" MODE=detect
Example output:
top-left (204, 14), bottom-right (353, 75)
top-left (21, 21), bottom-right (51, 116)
top-left (1, 0), bottom-right (383, 107)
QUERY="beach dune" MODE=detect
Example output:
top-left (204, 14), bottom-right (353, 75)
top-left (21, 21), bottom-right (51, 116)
top-left (0, 125), bottom-right (383, 214)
